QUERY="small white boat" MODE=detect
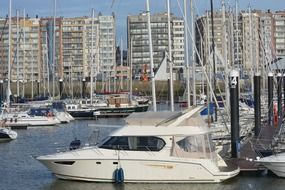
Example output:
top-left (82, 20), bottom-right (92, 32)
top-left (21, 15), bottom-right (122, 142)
top-left (4, 112), bottom-right (60, 127)
top-left (255, 152), bottom-right (285, 177)
top-left (0, 127), bottom-right (17, 141)
top-left (37, 106), bottom-right (239, 183)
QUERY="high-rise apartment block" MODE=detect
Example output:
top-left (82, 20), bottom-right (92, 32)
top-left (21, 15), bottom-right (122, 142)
top-left (273, 11), bottom-right (285, 58)
top-left (195, 9), bottom-right (282, 76)
top-left (127, 12), bottom-right (184, 79)
top-left (0, 14), bottom-right (115, 87)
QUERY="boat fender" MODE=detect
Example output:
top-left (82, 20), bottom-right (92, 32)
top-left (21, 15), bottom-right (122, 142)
top-left (14, 118), bottom-right (17, 123)
top-left (10, 118), bottom-right (13, 123)
top-left (114, 168), bottom-right (124, 183)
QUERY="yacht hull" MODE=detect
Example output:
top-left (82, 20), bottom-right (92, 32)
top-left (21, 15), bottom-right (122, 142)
top-left (256, 152), bottom-right (285, 177)
top-left (0, 128), bottom-right (17, 140)
top-left (257, 161), bottom-right (285, 177)
top-left (37, 152), bottom-right (239, 183)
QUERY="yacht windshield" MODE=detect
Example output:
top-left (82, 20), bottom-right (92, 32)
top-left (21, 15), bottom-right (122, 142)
top-left (171, 134), bottom-right (216, 161)
top-left (99, 136), bottom-right (165, 151)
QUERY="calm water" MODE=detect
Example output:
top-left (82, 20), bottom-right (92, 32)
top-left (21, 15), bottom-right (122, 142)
top-left (1, 117), bottom-right (285, 190)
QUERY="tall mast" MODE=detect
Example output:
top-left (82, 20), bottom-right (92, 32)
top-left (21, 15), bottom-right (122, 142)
top-left (120, 37), bottom-right (123, 91)
top-left (42, 31), bottom-right (46, 97)
top-left (52, 0), bottom-right (56, 99)
top-left (184, 0), bottom-right (190, 108)
top-left (146, 0), bottom-right (157, 112)
top-left (129, 37), bottom-right (133, 100)
top-left (90, 8), bottom-right (95, 103)
top-left (167, 0), bottom-right (174, 111)
top-left (31, 39), bottom-right (34, 99)
top-left (249, 5), bottom-right (254, 95)
top-left (222, 0), bottom-right (229, 110)
top-left (210, 0), bottom-right (217, 121)
top-left (16, 10), bottom-right (20, 98)
top-left (190, 0), bottom-right (196, 106)
top-left (45, 33), bottom-right (50, 97)
top-left (22, 9), bottom-right (26, 97)
top-left (7, 0), bottom-right (12, 106)
top-left (235, 0), bottom-right (239, 68)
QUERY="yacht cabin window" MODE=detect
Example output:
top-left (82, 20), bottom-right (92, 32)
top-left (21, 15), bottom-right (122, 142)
top-left (171, 134), bottom-right (216, 160)
top-left (99, 136), bottom-right (165, 151)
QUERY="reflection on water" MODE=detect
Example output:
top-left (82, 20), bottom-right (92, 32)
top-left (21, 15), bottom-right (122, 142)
top-left (42, 173), bottom-right (285, 190)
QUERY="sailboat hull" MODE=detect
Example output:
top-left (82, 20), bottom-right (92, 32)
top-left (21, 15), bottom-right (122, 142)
top-left (98, 105), bottom-right (149, 116)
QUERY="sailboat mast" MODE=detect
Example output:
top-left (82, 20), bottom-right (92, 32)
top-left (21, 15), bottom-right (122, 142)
top-left (167, 0), bottom-right (174, 111)
top-left (235, 0), bottom-right (239, 67)
top-left (42, 33), bottom-right (46, 97)
top-left (146, 0), bottom-right (157, 112)
top-left (31, 40), bottom-right (34, 99)
top-left (184, 0), bottom-right (190, 108)
top-left (129, 37), bottom-right (133, 100)
top-left (120, 37), bottom-right (123, 91)
top-left (7, 0), bottom-right (12, 106)
top-left (210, 0), bottom-right (217, 121)
top-left (222, 0), bottom-right (229, 110)
top-left (90, 8), bottom-right (95, 104)
top-left (249, 5), bottom-right (254, 96)
top-left (52, 0), bottom-right (56, 99)
top-left (16, 9), bottom-right (20, 98)
top-left (190, 0), bottom-right (196, 106)
top-left (45, 33), bottom-right (50, 97)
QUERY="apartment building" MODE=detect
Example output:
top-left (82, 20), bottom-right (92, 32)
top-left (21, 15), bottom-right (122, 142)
top-left (241, 12), bottom-right (260, 71)
top-left (127, 12), bottom-right (184, 79)
top-left (257, 10), bottom-right (275, 69)
top-left (0, 14), bottom-right (115, 93)
top-left (98, 14), bottom-right (116, 81)
top-left (196, 10), bottom-right (262, 76)
top-left (273, 11), bottom-right (285, 58)
top-left (196, 11), bottom-right (232, 73)
top-left (0, 16), bottom-right (42, 83)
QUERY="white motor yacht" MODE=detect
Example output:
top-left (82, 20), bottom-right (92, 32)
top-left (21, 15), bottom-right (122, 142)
top-left (37, 106), bottom-right (239, 183)
top-left (255, 152), bottom-right (285, 177)
top-left (4, 112), bottom-right (60, 127)
top-left (0, 127), bottom-right (17, 141)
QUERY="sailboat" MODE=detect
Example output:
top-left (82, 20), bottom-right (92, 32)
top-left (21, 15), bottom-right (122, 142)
top-left (0, 0), bottom-right (18, 140)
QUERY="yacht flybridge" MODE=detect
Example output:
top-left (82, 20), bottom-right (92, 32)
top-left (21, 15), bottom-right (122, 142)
top-left (37, 106), bottom-right (239, 183)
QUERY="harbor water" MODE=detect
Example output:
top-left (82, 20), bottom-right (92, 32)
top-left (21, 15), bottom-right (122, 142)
top-left (1, 117), bottom-right (285, 190)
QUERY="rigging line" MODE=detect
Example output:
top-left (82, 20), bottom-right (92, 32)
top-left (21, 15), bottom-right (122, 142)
top-left (191, 9), bottom-right (231, 121)
top-left (176, 0), bottom-right (229, 133)
top-left (258, 30), bottom-right (274, 73)
top-left (0, 17), bottom-right (8, 79)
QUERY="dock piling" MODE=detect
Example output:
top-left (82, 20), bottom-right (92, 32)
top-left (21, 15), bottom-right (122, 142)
top-left (59, 79), bottom-right (63, 99)
top-left (277, 73), bottom-right (282, 128)
top-left (254, 73), bottom-right (261, 137)
top-left (0, 80), bottom-right (3, 103)
top-left (268, 72), bottom-right (273, 126)
top-left (230, 70), bottom-right (240, 158)
top-left (82, 78), bottom-right (86, 98)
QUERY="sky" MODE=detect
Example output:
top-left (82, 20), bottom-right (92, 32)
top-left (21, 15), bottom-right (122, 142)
top-left (0, 0), bottom-right (284, 47)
